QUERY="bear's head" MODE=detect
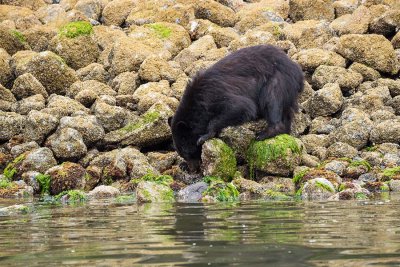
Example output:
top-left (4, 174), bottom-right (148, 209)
top-left (169, 118), bottom-right (201, 170)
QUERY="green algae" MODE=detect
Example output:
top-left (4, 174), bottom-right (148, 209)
top-left (55, 190), bottom-right (87, 203)
top-left (292, 168), bottom-right (310, 185)
top-left (203, 176), bottom-right (239, 202)
top-left (3, 154), bottom-right (25, 181)
top-left (383, 166), bottom-right (400, 179)
top-left (349, 160), bottom-right (371, 172)
top-left (314, 179), bottom-right (335, 193)
top-left (59, 21), bottom-right (93, 38)
top-left (121, 110), bottom-right (160, 132)
top-left (208, 139), bottom-right (237, 181)
top-left (146, 23), bottom-right (172, 38)
top-left (263, 189), bottom-right (291, 201)
top-left (36, 174), bottom-right (51, 195)
top-left (11, 30), bottom-right (26, 43)
top-left (132, 173), bottom-right (174, 187)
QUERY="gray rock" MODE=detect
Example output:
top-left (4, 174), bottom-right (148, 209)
top-left (59, 114), bottom-right (105, 145)
top-left (11, 73), bottom-right (48, 100)
top-left (312, 65), bottom-right (363, 91)
top-left (219, 125), bottom-right (255, 161)
top-left (300, 134), bottom-right (330, 155)
top-left (292, 48), bottom-right (346, 72)
top-left (11, 94), bottom-right (45, 115)
top-left (0, 111), bottom-right (26, 141)
top-left (46, 127), bottom-right (87, 160)
top-left (177, 182), bottom-right (208, 202)
top-left (42, 94), bottom-right (88, 119)
top-left (349, 63), bottom-right (381, 82)
top-left (74, 0), bottom-right (102, 20)
top-left (88, 185), bottom-right (121, 199)
top-left (324, 160), bottom-right (348, 176)
top-left (389, 180), bottom-right (400, 192)
top-left (147, 151), bottom-right (178, 173)
top-left (370, 119), bottom-right (400, 144)
top-left (93, 101), bottom-right (130, 132)
top-left (10, 141), bottom-right (39, 157)
top-left (308, 83), bottom-right (343, 117)
top-left (23, 110), bottom-right (58, 143)
top-left (327, 142), bottom-right (358, 158)
top-left (76, 63), bottom-right (109, 84)
top-left (20, 147), bottom-right (57, 174)
top-left (21, 171), bottom-right (41, 194)
top-left (136, 181), bottom-right (174, 203)
top-left (301, 178), bottom-right (336, 200)
top-left (330, 6), bottom-right (371, 35)
top-left (110, 71), bottom-right (140, 95)
top-left (358, 173), bottom-right (378, 183)
top-left (283, 20), bottom-right (333, 49)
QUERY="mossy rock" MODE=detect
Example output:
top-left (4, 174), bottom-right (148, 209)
top-left (0, 26), bottom-right (30, 55)
top-left (201, 139), bottom-right (237, 182)
top-left (131, 173), bottom-right (174, 187)
top-left (136, 180), bottom-right (175, 203)
top-left (247, 134), bottom-right (302, 177)
top-left (202, 176), bottom-right (239, 202)
top-left (262, 189), bottom-right (292, 201)
top-left (300, 177), bottom-right (336, 200)
top-left (382, 166), bottom-right (400, 180)
top-left (47, 162), bottom-right (86, 195)
top-left (55, 190), bottom-right (87, 203)
top-left (59, 21), bottom-right (93, 38)
top-left (2, 153), bottom-right (26, 181)
top-left (295, 168), bottom-right (342, 189)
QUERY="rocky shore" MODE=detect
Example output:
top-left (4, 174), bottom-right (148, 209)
top-left (0, 0), bottom-right (399, 206)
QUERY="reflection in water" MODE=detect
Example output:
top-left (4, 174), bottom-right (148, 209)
top-left (0, 198), bottom-right (400, 266)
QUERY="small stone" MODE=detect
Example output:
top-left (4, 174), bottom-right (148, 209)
top-left (177, 182), bottom-right (208, 202)
top-left (88, 185), bottom-right (120, 198)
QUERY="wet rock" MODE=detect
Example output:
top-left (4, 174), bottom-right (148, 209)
top-left (93, 101), bottom-right (130, 132)
top-left (103, 102), bottom-right (173, 147)
top-left (83, 165), bottom-right (101, 190)
top-left (11, 94), bottom-right (45, 115)
top-left (308, 83), bottom-right (343, 117)
top-left (88, 185), bottom-right (120, 198)
top-left (370, 119), bottom-right (400, 144)
top-left (42, 95), bottom-right (88, 119)
top-left (201, 139), bottom-right (237, 181)
top-left (0, 48), bottom-right (12, 86)
top-left (334, 183), bottom-right (371, 200)
top-left (147, 152), bottom-right (178, 173)
top-left (327, 142), bottom-right (358, 158)
top-left (18, 51), bottom-right (78, 95)
top-left (109, 72), bottom-right (139, 96)
top-left (369, 9), bottom-right (400, 36)
top-left (233, 177), bottom-right (266, 197)
top-left (300, 134), bottom-right (330, 155)
top-left (19, 147), bottom-right (57, 174)
top-left (136, 181), bottom-right (174, 203)
top-left (23, 110), bottom-right (58, 143)
top-left (301, 177), bottom-right (336, 200)
top-left (349, 62), bottom-right (381, 82)
top-left (289, 0), bottom-right (334, 22)
top-left (194, 0), bottom-right (237, 27)
top-left (49, 21), bottom-right (99, 70)
top-left (10, 141), bottom-right (39, 158)
top-left (76, 63), bottom-right (109, 84)
top-left (336, 34), bottom-right (399, 74)
top-left (90, 147), bottom-right (158, 181)
top-left (177, 181), bottom-right (208, 202)
top-left (283, 20), bottom-right (333, 49)
top-left (0, 180), bottom-right (33, 198)
top-left (47, 162), bottom-right (86, 195)
top-left (59, 114), bottom-right (105, 145)
top-left (324, 160), bottom-right (348, 176)
top-left (228, 29), bottom-right (277, 52)
top-left (330, 6), bottom-right (371, 35)
top-left (219, 125), bottom-right (255, 162)
top-left (292, 48), bottom-right (346, 72)
top-left (247, 134), bottom-right (302, 177)
top-left (0, 111), bottom-right (26, 141)
top-left (0, 25), bottom-right (30, 55)
top-left (128, 22), bottom-right (191, 57)
top-left (259, 176), bottom-right (296, 194)
top-left (46, 127), bottom-right (87, 160)
top-left (174, 35), bottom-right (217, 70)
top-left (101, 0), bottom-right (135, 26)
top-left (139, 56), bottom-right (183, 83)
top-left (389, 180), bottom-right (400, 192)
top-left (11, 73), bottom-right (48, 100)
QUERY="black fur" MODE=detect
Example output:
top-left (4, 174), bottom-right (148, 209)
top-left (170, 45), bottom-right (304, 165)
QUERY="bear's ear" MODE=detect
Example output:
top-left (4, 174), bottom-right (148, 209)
top-left (168, 116), bottom-right (173, 126)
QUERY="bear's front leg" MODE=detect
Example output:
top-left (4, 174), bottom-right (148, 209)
top-left (197, 131), bottom-right (216, 146)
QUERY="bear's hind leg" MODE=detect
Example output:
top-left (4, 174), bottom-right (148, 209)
top-left (256, 95), bottom-right (288, 141)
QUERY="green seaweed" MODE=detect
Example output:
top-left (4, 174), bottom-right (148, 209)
top-left (314, 180), bottom-right (335, 193)
top-left (0, 179), bottom-right (13, 189)
top-left (383, 166), bottom-right (400, 179)
top-left (247, 134), bottom-right (301, 178)
top-left (55, 190), bottom-right (87, 203)
top-left (203, 176), bottom-right (239, 202)
top-left (292, 168), bottom-right (309, 185)
top-left (115, 194), bottom-right (136, 203)
top-left (11, 30), bottom-right (26, 43)
top-left (59, 21), bottom-right (93, 38)
top-left (146, 23), bottom-right (172, 38)
top-left (3, 154), bottom-right (25, 181)
top-left (36, 174), bottom-right (51, 195)
top-left (355, 192), bottom-right (369, 200)
top-left (121, 110), bottom-right (160, 132)
top-left (349, 160), bottom-right (371, 172)
top-left (209, 139), bottom-right (237, 181)
top-left (263, 189), bottom-right (291, 200)
top-left (135, 173), bottom-right (174, 186)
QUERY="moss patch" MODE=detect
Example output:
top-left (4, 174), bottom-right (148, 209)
top-left (115, 194), bottom-right (136, 203)
top-left (59, 21), bottom-right (93, 38)
top-left (203, 176), bottom-right (239, 202)
top-left (146, 23), bottom-right (172, 39)
top-left (3, 154), bottom-right (25, 181)
top-left (314, 179), bottom-right (335, 193)
top-left (349, 160), bottom-right (371, 172)
top-left (121, 110), bottom-right (160, 132)
top-left (383, 166), bottom-right (400, 179)
top-left (11, 30), bottom-right (26, 44)
top-left (132, 173), bottom-right (174, 187)
top-left (247, 134), bottom-right (301, 177)
top-left (209, 139), bottom-right (237, 181)
top-left (292, 168), bottom-right (310, 185)
top-left (55, 190), bottom-right (87, 203)
top-left (36, 174), bottom-right (51, 195)
top-left (263, 189), bottom-right (291, 200)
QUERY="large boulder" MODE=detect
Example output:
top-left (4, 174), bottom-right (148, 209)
top-left (0, 111), bottom-right (26, 141)
top-left (58, 114), bottom-right (105, 145)
top-left (46, 127), bottom-right (87, 160)
top-left (312, 65), bottom-right (363, 91)
top-left (0, 49), bottom-right (12, 86)
top-left (47, 162), bottom-right (86, 195)
top-left (11, 73), bottom-right (48, 100)
top-left (0, 25), bottom-right (30, 55)
top-left (370, 119), bottom-right (400, 144)
top-left (336, 34), bottom-right (399, 74)
top-left (23, 110), bottom-right (58, 143)
top-left (101, 0), bottom-right (136, 26)
top-left (194, 0), bottom-right (237, 27)
top-left (292, 48), bottom-right (346, 72)
top-left (289, 0), bottom-right (335, 22)
top-left (308, 83), bottom-right (343, 117)
top-left (283, 20), bottom-right (333, 49)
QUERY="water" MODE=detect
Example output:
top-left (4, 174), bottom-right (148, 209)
top-left (1, 197), bottom-right (400, 266)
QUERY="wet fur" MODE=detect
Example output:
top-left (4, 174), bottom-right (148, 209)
top-left (170, 45), bottom-right (304, 163)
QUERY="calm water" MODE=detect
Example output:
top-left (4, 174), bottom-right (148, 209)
top-left (1, 196), bottom-right (400, 266)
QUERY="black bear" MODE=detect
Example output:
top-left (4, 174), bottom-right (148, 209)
top-left (170, 45), bottom-right (304, 168)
